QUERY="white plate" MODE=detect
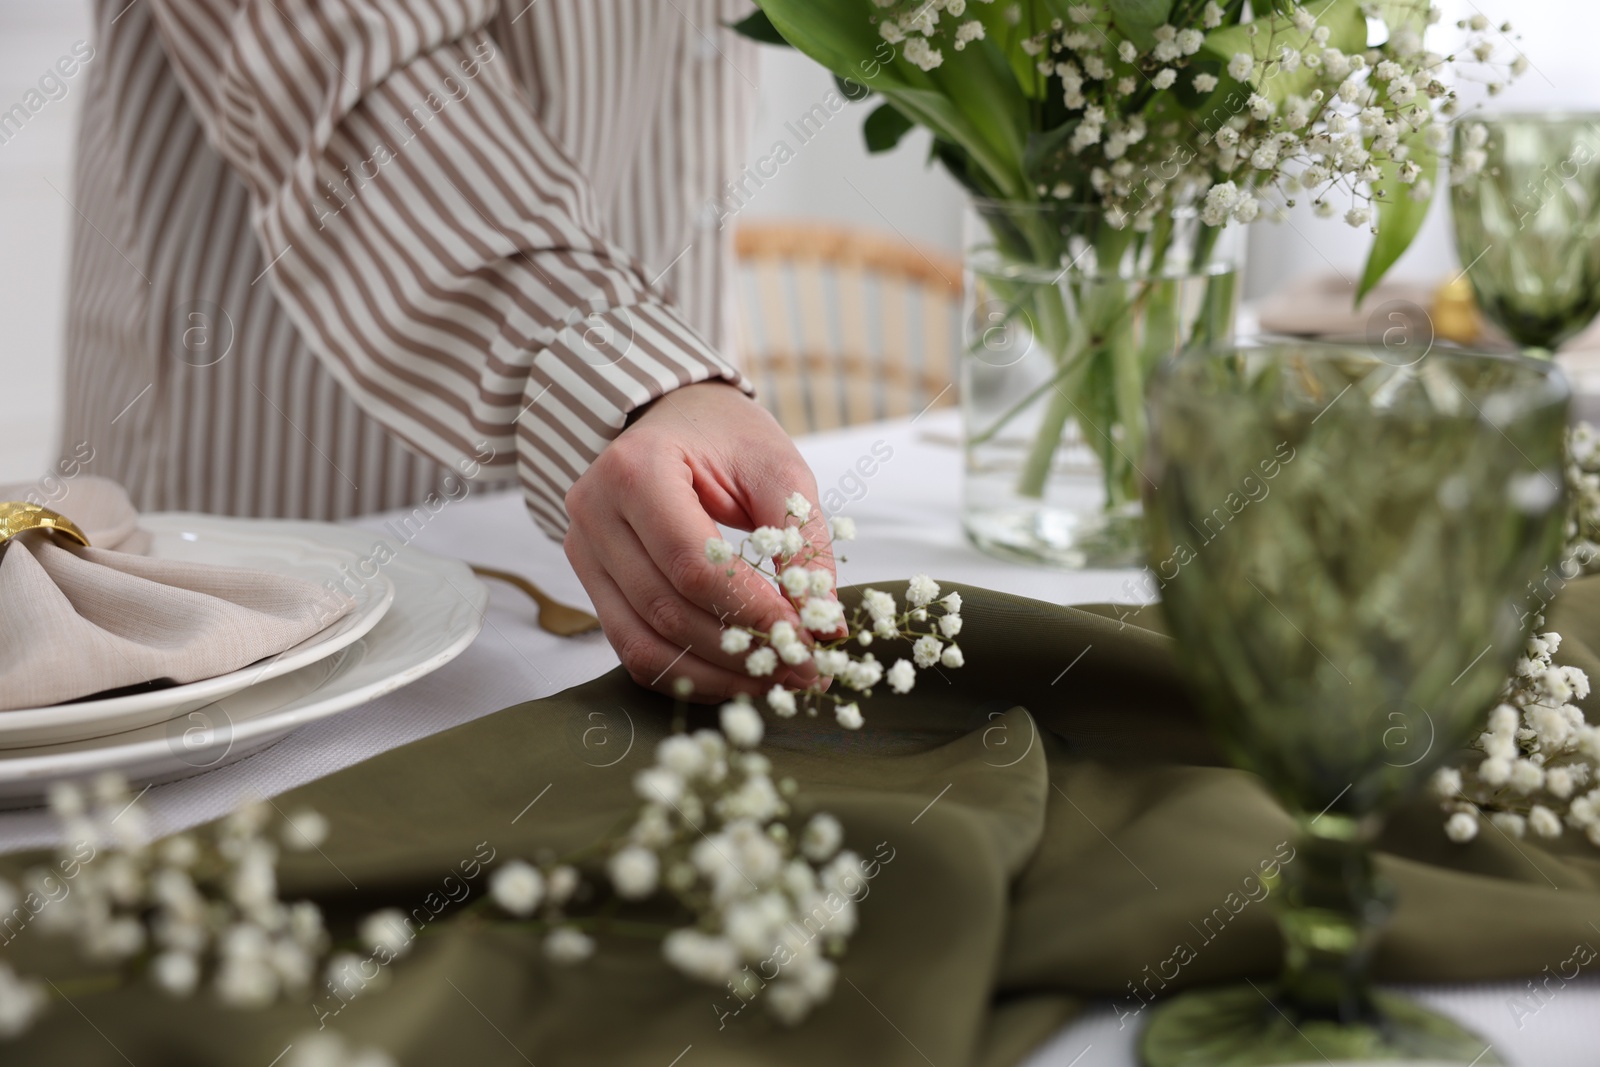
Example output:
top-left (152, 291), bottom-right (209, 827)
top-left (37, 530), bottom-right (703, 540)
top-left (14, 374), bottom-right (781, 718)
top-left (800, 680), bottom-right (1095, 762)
top-left (0, 520), bottom-right (486, 804)
top-left (0, 515), bottom-right (395, 748)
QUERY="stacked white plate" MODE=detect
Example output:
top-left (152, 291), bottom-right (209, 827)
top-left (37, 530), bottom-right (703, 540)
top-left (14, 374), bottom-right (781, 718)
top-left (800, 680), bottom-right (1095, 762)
top-left (0, 515), bottom-right (485, 806)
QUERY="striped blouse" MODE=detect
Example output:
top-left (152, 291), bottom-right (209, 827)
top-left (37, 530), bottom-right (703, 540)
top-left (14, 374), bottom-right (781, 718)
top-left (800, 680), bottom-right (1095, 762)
top-left (61, 0), bottom-right (757, 537)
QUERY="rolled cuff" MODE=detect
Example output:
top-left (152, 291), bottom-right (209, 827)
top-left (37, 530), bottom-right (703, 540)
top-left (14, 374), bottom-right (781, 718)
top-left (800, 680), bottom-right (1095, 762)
top-left (514, 300), bottom-right (752, 537)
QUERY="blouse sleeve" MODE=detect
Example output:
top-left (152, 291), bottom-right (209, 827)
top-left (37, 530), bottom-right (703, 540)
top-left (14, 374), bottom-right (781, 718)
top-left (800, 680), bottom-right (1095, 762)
top-left (144, 0), bottom-right (752, 535)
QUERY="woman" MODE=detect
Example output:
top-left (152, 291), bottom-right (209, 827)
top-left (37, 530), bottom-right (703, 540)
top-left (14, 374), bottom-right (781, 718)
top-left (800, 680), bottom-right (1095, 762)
top-left (61, 0), bottom-right (827, 698)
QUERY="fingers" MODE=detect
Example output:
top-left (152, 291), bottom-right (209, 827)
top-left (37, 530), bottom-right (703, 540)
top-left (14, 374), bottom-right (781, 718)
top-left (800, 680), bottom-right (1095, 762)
top-left (590, 516), bottom-right (819, 685)
top-left (565, 381), bottom-right (845, 700)
top-left (616, 462), bottom-right (810, 636)
top-left (565, 535), bottom-right (770, 702)
top-left (733, 469), bottom-right (840, 638)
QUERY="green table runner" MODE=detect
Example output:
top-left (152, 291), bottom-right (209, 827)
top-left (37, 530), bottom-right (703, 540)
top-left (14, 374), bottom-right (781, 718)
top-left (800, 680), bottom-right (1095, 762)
top-left (4, 580), bottom-right (1599, 1066)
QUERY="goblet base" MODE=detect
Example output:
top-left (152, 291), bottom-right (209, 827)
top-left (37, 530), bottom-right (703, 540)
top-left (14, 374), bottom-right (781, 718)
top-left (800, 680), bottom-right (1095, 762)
top-left (1139, 984), bottom-right (1501, 1067)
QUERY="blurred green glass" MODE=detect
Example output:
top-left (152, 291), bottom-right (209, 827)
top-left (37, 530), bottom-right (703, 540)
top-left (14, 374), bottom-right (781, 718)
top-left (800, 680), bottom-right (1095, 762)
top-left (1451, 112), bottom-right (1600, 353)
top-left (1138, 343), bottom-right (1570, 1066)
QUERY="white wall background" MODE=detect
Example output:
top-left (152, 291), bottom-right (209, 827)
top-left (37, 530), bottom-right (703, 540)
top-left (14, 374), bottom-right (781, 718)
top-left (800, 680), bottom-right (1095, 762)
top-left (0, 0), bottom-right (91, 484)
top-left (1, 0), bottom-right (1596, 483)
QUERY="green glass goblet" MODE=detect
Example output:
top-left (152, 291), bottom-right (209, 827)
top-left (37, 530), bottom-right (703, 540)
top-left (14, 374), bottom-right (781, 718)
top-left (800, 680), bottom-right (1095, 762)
top-left (1451, 112), bottom-right (1600, 354)
top-left (1138, 342), bottom-right (1570, 1066)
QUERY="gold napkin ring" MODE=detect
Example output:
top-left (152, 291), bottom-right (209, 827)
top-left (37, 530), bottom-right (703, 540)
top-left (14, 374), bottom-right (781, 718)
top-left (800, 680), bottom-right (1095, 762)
top-left (0, 501), bottom-right (91, 551)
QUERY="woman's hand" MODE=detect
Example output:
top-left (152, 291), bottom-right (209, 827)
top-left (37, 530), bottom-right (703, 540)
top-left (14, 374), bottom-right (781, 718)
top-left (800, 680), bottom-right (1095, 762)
top-left (564, 382), bottom-right (835, 700)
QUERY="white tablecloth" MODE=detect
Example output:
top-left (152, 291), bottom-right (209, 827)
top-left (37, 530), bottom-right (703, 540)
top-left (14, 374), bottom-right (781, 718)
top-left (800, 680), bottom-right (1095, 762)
top-left (2, 408), bottom-right (1594, 1065)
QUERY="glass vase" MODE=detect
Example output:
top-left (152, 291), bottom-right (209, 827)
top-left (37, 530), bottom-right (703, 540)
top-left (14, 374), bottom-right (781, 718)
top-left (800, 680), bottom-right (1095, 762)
top-left (961, 199), bottom-right (1243, 569)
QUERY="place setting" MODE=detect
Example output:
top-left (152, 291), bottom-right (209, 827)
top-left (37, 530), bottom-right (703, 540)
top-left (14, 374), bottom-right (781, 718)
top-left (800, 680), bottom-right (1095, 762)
top-left (0, 477), bottom-right (485, 804)
top-left (4, 2), bottom-right (1600, 1067)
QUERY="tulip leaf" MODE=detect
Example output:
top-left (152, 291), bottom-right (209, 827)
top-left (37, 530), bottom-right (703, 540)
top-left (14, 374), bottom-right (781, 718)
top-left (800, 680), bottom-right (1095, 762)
top-left (863, 102), bottom-right (915, 153)
top-left (728, 9), bottom-right (789, 46)
top-left (1106, 0), bottom-right (1175, 51)
top-left (1357, 130), bottom-right (1438, 302)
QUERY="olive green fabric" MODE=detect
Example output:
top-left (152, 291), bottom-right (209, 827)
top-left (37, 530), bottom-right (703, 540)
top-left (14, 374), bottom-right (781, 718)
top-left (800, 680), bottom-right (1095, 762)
top-left (4, 580), bottom-right (1600, 1067)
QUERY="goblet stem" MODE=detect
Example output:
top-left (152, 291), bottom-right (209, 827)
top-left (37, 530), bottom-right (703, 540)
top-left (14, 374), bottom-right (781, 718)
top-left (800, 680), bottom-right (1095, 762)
top-left (1274, 812), bottom-right (1393, 1027)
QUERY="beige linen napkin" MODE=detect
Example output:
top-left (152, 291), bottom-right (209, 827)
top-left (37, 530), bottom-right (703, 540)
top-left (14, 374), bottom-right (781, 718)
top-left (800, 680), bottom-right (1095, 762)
top-left (0, 477), bottom-right (353, 710)
top-left (1254, 272), bottom-right (1439, 339)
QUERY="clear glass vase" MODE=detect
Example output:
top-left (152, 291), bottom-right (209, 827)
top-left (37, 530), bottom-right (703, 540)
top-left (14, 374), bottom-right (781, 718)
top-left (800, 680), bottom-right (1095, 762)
top-left (961, 199), bottom-right (1243, 568)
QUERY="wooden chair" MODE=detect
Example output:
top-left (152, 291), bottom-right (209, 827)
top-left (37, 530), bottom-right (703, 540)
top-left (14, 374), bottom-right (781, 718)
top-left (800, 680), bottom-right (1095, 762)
top-left (732, 221), bottom-right (963, 436)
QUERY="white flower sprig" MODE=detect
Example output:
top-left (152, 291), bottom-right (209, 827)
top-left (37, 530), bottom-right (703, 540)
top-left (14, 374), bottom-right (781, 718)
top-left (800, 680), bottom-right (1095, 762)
top-left (476, 683), bottom-right (866, 1024)
top-left (0, 773), bottom-right (335, 1040)
top-left (633, 711), bottom-right (865, 1024)
top-left (1435, 624), bottom-right (1600, 845)
top-left (1436, 425), bottom-right (1600, 846)
top-left (706, 492), bottom-right (965, 730)
top-left (476, 498), bottom-right (936, 1023)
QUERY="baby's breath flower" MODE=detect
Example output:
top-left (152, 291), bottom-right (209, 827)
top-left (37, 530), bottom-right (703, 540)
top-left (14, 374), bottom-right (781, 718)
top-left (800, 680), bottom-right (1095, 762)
top-left (705, 537), bottom-right (735, 564)
top-left (768, 685), bottom-right (798, 718)
top-left (151, 950), bottom-right (201, 998)
top-left (1491, 811), bottom-right (1527, 838)
top-left (749, 527), bottom-right (785, 558)
top-left (912, 634), bottom-right (944, 668)
top-left (545, 927), bottom-right (596, 964)
top-left (745, 647), bottom-right (779, 678)
top-left (281, 810), bottom-right (329, 851)
top-left (800, 813), bottom-right (844, 862)
top-left (907, 574), bottom-right (941, 608)
top-left (781, 526), bottom-right (805, 558)
top-left (720, 699), bottom-right (765, 749)
top-left (359, 910), bottom-right (413, 959)
top-left (609, 846), bottom-right (661, 900)
top-left (799, 596), bottom-right (846, 635)
top-left (886, 659), bottom-right (916, 694)
top-left (663, 929), bottom-right (740, 984)
top-left (490, 860), bottom-right (544, 916)
top-left (843, 656), bottom-right (884, 691)
top-left (902, 36), bottom-right (943, 71)
top-left (1529, 805), bottom-right (1562, 838)
top-left (780, 566), bottom-right (810, 597)
top-left (835, 702), bottom-right (865, 730)
top-left (720, 628), bottom-right (752, 654)
top-left (546, 865), bottom-right (581, 907)
top-left (862, 588), bottom-right (897, 620)
top-left (830, 516), bottom-right (857, 541)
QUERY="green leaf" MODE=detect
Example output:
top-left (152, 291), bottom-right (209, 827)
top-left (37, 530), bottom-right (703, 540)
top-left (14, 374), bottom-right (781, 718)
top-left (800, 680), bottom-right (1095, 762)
top-left (1356, 132), bottom-right (1439, 302)
top-left (975, 0), bottom-right (1054, 100)
top-left (1200, 0), bottom-right (1365, 105)
top-left (755, 0), bottom-right (1031, 198)
top-left (1024, 123), bottom-right (1077, 179)
top-left (1372, 0), bottom-right (1430, 36)
top-left (1106, 0), bottom-right (1175, 51)
top-left (836, 72), bottom-right (872, 102)
top-left (728, 9), bottom-right (789, 46)
top-left (929, 138), bottom-right (1000, 201)
top-left (863, 102), bottom-right (915, 153)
